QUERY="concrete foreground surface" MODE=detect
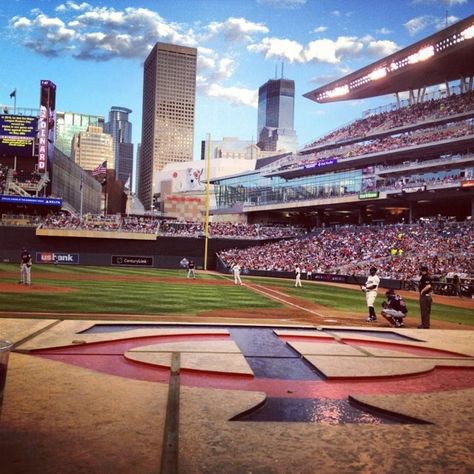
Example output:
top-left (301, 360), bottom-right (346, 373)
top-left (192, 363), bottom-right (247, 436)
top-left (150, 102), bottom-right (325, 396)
top-left (0, 317), bottom-right (473, 474)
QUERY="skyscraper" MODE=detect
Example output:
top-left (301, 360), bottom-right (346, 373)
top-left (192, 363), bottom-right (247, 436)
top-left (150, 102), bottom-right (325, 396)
top-left (139, 42), bottom-right (197, 209)
top-left (55, 111), bottom-right (104, 157)
top-left (257, 78), bottom-right (298, 153)
top-left (71, 125), bottom-right (114, 172)
top-left (104, 106), bottom-right (133, 183)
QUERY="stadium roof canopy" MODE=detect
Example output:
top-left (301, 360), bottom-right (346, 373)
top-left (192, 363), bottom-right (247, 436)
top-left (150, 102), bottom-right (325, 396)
top-left (304, 15), bottom-right (474, 104)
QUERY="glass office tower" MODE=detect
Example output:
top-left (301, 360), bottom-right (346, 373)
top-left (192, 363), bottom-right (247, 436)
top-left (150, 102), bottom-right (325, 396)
top-left (257, 78), bottom-right (298, 153)
top-left (104, 106), bottom-right (133, 183)
top-left (55, 111), bottom-right (104, 157)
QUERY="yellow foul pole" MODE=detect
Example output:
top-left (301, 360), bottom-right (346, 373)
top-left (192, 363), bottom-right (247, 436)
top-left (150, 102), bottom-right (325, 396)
top-left (203, 133), bottom-right (212, 270)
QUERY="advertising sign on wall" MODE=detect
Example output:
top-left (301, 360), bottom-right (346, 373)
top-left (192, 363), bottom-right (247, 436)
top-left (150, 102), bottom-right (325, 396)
top-left (38, 80), bottom-right (56, 172)
top-left (111, 255), bottom-right (154, 266)
top-left (36, 252), bottom-right (80, 264)
top-left (0, 195), bottom-right (62, 207)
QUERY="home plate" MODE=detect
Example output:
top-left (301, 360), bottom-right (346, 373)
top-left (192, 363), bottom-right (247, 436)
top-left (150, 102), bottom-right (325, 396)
top-left (324, 319), bottom-right (338, 323)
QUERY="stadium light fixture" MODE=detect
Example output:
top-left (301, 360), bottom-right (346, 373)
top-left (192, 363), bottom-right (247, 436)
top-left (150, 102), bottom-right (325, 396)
top-left (461, 24), bottom-right (474, 40)
top-left (326, 84), bottom-right (349, 98)
top-left (408, 45), bottom-right (434, 64)
top-left (368, 68), bottom-right (387, 81)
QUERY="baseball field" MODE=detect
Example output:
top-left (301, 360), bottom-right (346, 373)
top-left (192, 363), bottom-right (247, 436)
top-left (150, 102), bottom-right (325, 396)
top-left (0, 263), bottom-right (472, 328)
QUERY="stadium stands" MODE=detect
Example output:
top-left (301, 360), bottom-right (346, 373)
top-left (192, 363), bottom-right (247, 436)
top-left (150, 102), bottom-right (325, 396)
top-left (306, 90), bottom-right (474, 149)
top-left (218, 219), bottom-right (474, 284)
top-left (40, 213), bottom-right (305, 238)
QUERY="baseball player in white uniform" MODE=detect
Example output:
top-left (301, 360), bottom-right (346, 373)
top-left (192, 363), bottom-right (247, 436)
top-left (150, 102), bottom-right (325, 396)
top-left (295, 265), bottom-right (302, 287)
top-left (362, 266), bottom-right (380, 322)
top-left (232, 263), bottom-right (243, 285)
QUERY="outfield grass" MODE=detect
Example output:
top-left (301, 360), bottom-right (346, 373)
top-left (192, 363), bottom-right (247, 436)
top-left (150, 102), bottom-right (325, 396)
top-left (0, 264), bottom-right (472, 325)
top-left (0, 264), bottom-right (280, 315)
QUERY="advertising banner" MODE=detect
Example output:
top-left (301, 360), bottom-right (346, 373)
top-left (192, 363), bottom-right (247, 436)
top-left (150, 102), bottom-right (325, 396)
top-left (38, 80), bottom-right (56, 172)
top-left (111, 255), bottom-right (154, 266)
top-left (0, 195), bottom-right (62, 207)
top-left (36, 252), bottom-right (80, 264)
top-left (358, 191), bottom-right (379, 200)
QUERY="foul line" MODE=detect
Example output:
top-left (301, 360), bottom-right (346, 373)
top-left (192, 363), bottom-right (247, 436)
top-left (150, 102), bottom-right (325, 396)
top-left (246, 282), bottom-right (327, 319)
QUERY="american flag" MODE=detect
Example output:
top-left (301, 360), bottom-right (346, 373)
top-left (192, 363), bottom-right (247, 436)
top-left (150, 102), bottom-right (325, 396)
top-left (91, 161), bottom-right (107, 176)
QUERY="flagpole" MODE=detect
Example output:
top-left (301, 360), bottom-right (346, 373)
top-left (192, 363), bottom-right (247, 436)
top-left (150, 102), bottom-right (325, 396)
top-left (79, 172), bottom-right (84, 221)
top-left (104, 166), bottom-right (108, 217)
top-left (203, 133), bottom-right (211, 271)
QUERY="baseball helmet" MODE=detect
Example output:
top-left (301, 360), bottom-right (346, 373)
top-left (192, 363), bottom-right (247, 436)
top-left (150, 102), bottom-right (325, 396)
top-left (385, 289), bottom-right (395, 296)
top-left (420, 265), bottom-right (429, 272)
top-left (369, 266), bottom-right (377, 275)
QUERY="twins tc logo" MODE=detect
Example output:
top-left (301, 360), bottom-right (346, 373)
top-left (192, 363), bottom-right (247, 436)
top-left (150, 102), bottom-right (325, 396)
top-left (32, 325), bottom-right (474, 424)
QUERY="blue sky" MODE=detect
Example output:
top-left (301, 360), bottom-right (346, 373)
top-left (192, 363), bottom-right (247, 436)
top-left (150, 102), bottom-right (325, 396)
top-left (1, 0), bottom-right (472, 163)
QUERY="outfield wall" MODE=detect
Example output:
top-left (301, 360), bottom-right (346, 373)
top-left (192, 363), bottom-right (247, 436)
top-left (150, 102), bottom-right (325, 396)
top-left (0, 226), bottom-right (264, 269)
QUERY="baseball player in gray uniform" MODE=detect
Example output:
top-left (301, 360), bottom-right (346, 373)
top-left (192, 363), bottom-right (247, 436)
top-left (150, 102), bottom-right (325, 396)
top-left (20, 247), bottom-right (32, 285)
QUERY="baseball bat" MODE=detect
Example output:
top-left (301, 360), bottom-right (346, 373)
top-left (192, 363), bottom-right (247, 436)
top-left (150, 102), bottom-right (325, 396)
top-left (351, 273), bottom-right (366, 291)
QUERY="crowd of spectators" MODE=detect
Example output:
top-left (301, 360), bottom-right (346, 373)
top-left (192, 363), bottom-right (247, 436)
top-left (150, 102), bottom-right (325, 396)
top-left (43, 214), bottom-right (82, 229)
top-left (13, 169), bottom-right (42, 186)
top-left (218, 219), bottom-right (474, 283)
top-left (0, 165), bottom-right (45, 195)
top-left (306, 90), bottom-right (474, 149)
top-left (380, 171), bottom-right (464, 192)
top-left (0, 213), bottom-right (43, 226)
top-left (296, 120), bottom-right (474, 171)
top-left (0, 164), bottom-right (8, 194)
top-left (40, 213), bottom-right (305, 238)
top-left (159, 220), bottom-right (305, 238)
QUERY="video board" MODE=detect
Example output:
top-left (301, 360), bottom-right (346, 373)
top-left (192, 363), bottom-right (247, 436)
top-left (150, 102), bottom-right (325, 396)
top-left (0, 114), bottom-right (37, 157)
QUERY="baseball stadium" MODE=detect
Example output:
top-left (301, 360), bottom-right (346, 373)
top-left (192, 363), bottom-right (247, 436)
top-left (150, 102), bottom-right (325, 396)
top-left (1, 15), bottom-right (474, 474)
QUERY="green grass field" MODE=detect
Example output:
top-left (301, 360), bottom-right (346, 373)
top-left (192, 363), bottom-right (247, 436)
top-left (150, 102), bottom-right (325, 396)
top-left (0, 263), bottom-right (472, 325)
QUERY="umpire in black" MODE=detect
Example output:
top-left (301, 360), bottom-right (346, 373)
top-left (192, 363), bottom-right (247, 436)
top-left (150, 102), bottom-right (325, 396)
top-left (418, 265), bottom-right (432, 329)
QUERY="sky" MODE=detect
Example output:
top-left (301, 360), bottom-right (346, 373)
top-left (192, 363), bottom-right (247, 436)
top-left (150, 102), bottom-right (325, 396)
top-left (0, 0), bottom-right (473, 172)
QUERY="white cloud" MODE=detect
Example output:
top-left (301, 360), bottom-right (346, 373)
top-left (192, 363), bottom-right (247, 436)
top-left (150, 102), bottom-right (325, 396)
top-left (247, 37), bottom-right (304, 63)
top-left (310, 74), bottom-right (342, 86)
top-left (249, 33), bottom-right (400, 65)
top-left (9, 16), bottom-right (32, 28)
top-left (215, 58), bottom-right (236, 81)
top-left (200, 83), bottom-right (258, 108)
top-left (435, 15), bottom-right (459, 30)
top-left (304, 36), bottom-right (364, 64)
top-left (206, 17), bottom-right (268, 42)
top-left (197, 47), bottom-right (217, 71)
top-left (366, 40), bottom-right (399, 57)
top-left (404, 16), bottom-right (432, 35)
top-left (9, 6), bottom-right (198, 60)
top-left (257, 0), bottom-right (307, 8)
top-left (376, 27), bottom-right (392, 35)
top-left (313, 26), bottom-right (328, 33)
top-left (55, 2), bottom-right (91, 13)
top-left (411, 0), bottom-right (466, 5)
top-left (404, 14), bottom-right (459, 36)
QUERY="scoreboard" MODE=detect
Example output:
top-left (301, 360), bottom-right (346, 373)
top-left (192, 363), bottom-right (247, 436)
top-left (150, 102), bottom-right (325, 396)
top-left (0, 114), bottom-right (37, 157)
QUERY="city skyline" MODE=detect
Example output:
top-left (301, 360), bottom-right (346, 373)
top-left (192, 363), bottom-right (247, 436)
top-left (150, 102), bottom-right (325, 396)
top-left (0, 1), bottom-right (472, 165)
